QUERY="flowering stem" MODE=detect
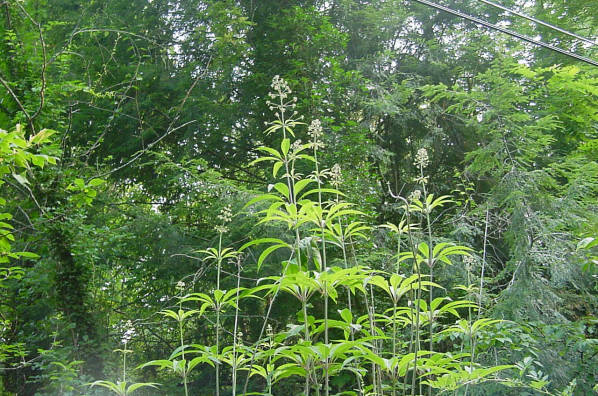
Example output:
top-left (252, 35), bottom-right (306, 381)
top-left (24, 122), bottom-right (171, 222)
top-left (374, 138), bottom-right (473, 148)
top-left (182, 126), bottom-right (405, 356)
top-left (419, 163), bottom-right (435, 396)
top-left (215, 231), bottom-right (222, 396)
top-left (179, 298), bottom-right (189, 396)
top-left (122, 342), bottom-right (127, 385)
top-left (232, 256), bottom-right (241, 396)
top-left (314, 148), bottom-right (330, 396)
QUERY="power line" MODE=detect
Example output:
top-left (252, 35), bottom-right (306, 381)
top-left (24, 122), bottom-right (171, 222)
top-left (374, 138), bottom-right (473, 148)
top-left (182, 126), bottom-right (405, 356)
top-left (478, 0), bottom-right (598, 47)
top-left (409, 0), bottom-right (598, 67)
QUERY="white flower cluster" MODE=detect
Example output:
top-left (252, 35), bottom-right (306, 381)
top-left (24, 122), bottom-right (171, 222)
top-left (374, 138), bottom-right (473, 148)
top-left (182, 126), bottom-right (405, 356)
top-left (269, 75), bottom-right (291, 99)
top-left (217, 205), bottom-right (233, 223)
top-left (121, 320), bottom-right (135, 345)
top-left (408, 189), bottom-right (422, 201)
top-left (330, 163), bottom-right (342, 188)
top-left (414, 148), bottom-right (430, 168)
top-left (308, 119), bottom-right (325, 149)
top-left (291, 139), bottom-right (303, 152)
top-left (263, 76), bottom-right (306, 133)
top-left (215, 205), bottom-right (232, 233)
top-left (463, 255), bottom-right (475, 268)
top-left (176, 280), bottom-right (186, 291)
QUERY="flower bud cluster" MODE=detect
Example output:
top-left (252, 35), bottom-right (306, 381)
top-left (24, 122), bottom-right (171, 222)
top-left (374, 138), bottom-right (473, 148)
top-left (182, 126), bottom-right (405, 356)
top-left (463, 255), bottom-right (475, 268)
top-left (215, 205), bottom-right (232, 233)
top-left (176, 280), bottom-right (186, 292)
top-left (121, 320), bottom-right (135, 345)
top-left (270, 75), bottom-right (291, 99)
top-left (308, 119), bottom-right (325, 149)
top-left (414, 148), bottom-right (429, 168)
top-left (414, 148), bottom-right (430, 168)
top-left (330, 163), bottom-right (342, 188)
top-left (217, 205), bottom-right (233, 224)
top-left (408, 189), bottom-right (422, 201)
top-left (291, 139), bottom-right (303, 152)
top-left (265, 76), bottom-right (303, 125)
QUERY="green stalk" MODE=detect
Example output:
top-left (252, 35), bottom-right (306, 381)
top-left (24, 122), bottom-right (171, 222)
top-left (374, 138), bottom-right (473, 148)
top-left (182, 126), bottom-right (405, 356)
top-left (241, 253), bottom-right (294, 396)
top-left (314, 148), bottom-right (329, 396)
top-left (392, 225), bottom-right (403, 396)
top-left (407, 221), bottom-right (422, 396)
top-left (465, 209), bottom-right (490, 396)
top-left (232, 257), bottom-right (242, 396)
top-left (463, 260), bottom-right (473, 396)
top-left (302, 293), bottom-right (311, 396)
top-left (392, 299), bottom-right (398, 396)
top-left (215, 232), bottom-right (223, 396)
top-left (387, 194), bottom-right (420, 396)
top-left (347, 233), bottom-right (371, 394)
top-left (122, 343), bottom-right (127, 385)
top-left (402, 287), bottom-right (415, 396)
top-left (419, 164), bottom-right (435, 396)
top-left (338, 219), bottom-right (364, 395)
top-left (179, 298), bottom-right (189, 396)
top-left (373, 284), bottom-right (384, 395)
top-left (362, 282), bottom-right (377, 395)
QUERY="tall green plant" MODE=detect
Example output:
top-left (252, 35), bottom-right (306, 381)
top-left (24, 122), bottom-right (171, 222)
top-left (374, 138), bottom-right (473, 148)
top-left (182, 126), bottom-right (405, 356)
top-left (136, 76), bottom-right (518, 395)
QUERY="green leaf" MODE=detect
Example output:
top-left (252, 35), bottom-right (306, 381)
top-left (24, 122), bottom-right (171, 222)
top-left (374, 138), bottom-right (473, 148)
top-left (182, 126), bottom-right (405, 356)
top-left (273, 161), bottom-right (284, 177)
top-left (29, 128), bottom-right (56, 145)
top-left (243, 194), bottom-right (282, 209)
top-left (293, 179), bottom-right (313, 198)
top-left (257, 244), bottom-right (289, 271)
top-left (578, 237), bottom-right (598, 250)
top-left (127, 382), bottom-right (160, 393)
top-left (12, 173), bottom-right (29, 186)
top-left (256, 146), bottom-right (282, 159)
top-left (88, 178), bottom-right (105, 187)
top-left (239, 238), bottom-right (289, 252)
top-left (15, 251), bottom-right (39, 259)
top-left (273, 183), bottom-right (290, 200)
top-left (281, 138), bottom-right (290, 156)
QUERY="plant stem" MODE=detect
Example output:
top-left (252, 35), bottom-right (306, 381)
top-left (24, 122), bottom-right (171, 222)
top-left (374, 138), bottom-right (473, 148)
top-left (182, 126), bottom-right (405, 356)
top-left (363, 282), bottom-right (377, 395)
top-left (339, 219), bottom-right (363, 395)
top-left (241, 255), bottom-right (294, 396)
top-left (465, 208), bottom-right (490, 396)
top-left (302, 296), bottom-right (311, 396)
top-left (215, 232), bottom-right (223, 396)
top-left (408, 222), bottom-right (422, 396)
top-left (478, 208), bottom-right (490, 320)
top-left (122, 342), bottom-right (127, 384)
top-left (419, 164), bottom-right (434, 396)
top-left (392, 300), bottom-right (397, 396)
top-left (232, 256), bottom-right (242, 396)
top-left (314, 149), bottom-right (329, 396)
top-left (179, 298), bottom-right (189, 396)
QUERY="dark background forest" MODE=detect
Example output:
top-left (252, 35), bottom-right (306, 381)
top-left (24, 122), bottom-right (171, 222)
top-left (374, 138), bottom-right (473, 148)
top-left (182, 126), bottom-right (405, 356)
top-left (1, 0), bottom-right (597, 395)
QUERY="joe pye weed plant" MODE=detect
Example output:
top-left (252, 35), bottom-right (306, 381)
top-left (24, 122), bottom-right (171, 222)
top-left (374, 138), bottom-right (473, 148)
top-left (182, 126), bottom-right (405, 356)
top-left (90, 76), bottom-right (526, 395)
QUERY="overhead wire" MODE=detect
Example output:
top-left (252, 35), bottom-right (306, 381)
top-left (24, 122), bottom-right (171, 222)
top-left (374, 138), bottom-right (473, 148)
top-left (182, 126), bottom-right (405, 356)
top-left (409, 0), bottom-right (598, 67)
top-left (477, 0), bottom-right (598, 47)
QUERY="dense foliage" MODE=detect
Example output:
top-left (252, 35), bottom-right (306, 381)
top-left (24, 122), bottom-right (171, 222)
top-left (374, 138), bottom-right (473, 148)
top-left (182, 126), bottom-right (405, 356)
top-left (1, 0), bottom-right (597, 395)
